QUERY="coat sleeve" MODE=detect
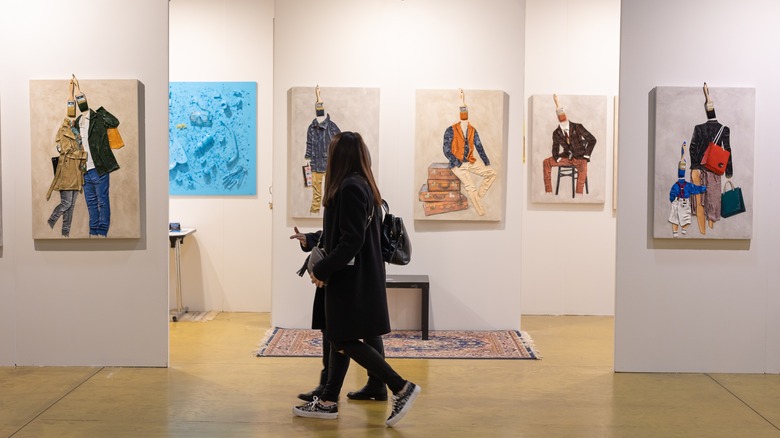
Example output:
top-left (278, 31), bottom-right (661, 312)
top-left (721, 126), bottom-right (733, 177)
top-left (551, 128), bottom-right (564, 160)
top-left (312, 183), bottom-right (369, 282)
top-left (302, 230), bottom-right (322, 253)
top-left (689, 126), bottom-right (705, 170)
top-left (579, 123), bottom-right (597, 158)
top-left (55, 126), bottom-right (64, 153)
top-left (689, 183), bottom-right (707, 195)
top-left (100, 108), bottom-right (120, 128)
top-left (443, 126), bottom-right (460, 168)
top-left (473, 130), bottom-right (490, 166)
top-left (669, 183), bottom-right (680, 202)
top-left (305, 124), bottom-right (313, 159)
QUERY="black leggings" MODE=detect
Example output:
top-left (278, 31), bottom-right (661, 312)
top-left (321, 336), bottom-right (406, 402)
top-left (318, 333), bottom-right (386, 389)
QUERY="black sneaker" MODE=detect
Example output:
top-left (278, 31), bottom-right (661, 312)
top-left (385, 382), bottom-right (421, 427)
top-left (292, 397), bottom-right (338, 420)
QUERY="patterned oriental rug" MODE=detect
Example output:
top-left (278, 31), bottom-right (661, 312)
top-left (255, 328), bottom-right (539, 360)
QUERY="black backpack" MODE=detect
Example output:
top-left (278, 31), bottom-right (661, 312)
top-left (380, 200), bottom-right (411, 265)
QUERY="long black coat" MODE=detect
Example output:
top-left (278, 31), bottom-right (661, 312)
top-left (312, 174), bottom-right (390, 342)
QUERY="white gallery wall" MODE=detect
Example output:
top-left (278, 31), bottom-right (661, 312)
top-left (169, 0), bottom-right (275, 312)
top-left (169, 0), bottom-right (621, 323)
top-left (0, 0), bottom-right (170, 366)
top-left (522, 0), bottom-right (620, 315)
top-left (616, 0), bottom-right (780, 372)
top-left (272, 0), bottom-right (526, 330)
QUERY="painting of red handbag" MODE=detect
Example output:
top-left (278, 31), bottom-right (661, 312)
top-left (700, 125), bottom-right (729, 175)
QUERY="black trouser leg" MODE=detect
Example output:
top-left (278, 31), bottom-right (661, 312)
top-left (319, 333), bottom-right (331, 386)
top-left (321, 343), bottom-right (350, 402)
top-left (336, 339), bottom-right (406, 394)
top-left (363, 335), bottom-right (386, 390)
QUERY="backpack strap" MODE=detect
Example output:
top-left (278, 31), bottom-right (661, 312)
top-left (713, 125), bottom-right (725, 146)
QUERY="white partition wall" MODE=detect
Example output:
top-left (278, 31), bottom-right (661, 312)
top-left (168, 0), bottom-right (275, 313)
top-left (522, 0), bottom-right (620, 315)
top-left (0, 92), bottom-right (8, 365)
top-left (616, 0), bottom-right (780, 373)
top-left (272, 0), bottom-right (526, 330)
top-left (0, 0), bottom-right (170, 366)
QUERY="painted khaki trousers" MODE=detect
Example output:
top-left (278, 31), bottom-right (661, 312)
top-left (310, 171), bottom-right (325, 214)
top-left (451, 161), bottom-right (497, 216)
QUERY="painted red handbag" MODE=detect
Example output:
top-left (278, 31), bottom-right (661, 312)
top-left (700, 125), bottom-right (729, 175)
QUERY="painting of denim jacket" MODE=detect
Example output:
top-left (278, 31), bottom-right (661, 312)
top-left (305, 114), bottom-right (340, 172)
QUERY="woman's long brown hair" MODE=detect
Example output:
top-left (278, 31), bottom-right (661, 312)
top-left (322, 131), bottom-right (382, 208)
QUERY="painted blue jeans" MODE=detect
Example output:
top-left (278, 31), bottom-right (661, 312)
top-left (48, 190), bottom-right (79, 237)
top-left (83, 169), bottom-right (111, 236)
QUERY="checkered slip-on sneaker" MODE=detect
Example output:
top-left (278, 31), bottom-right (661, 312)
top-left (292, 397), bottom-right (338, 420)
top-left (386, 382), bottom-right (421, 427)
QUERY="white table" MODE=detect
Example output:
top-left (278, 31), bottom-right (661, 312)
top-left (169, 228), bottom-right (196, 322)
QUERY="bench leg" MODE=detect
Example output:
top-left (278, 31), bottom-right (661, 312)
top-left (421, 284), bottom-right (429, 340)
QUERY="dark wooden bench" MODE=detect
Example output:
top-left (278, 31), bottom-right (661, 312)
top-left (386, 274), bottom-right (430, 340)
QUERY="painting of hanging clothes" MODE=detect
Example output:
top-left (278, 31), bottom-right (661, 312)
top-left (414, 89), bottom-right (507, 222)
top-left (287, 87), bottom-right (380, 219)
top-left (169, 82), bottom-right (257, 195)
top-left (30, 79), bottom-right (141, 240)
top-left (652, 86), bottom-right (754, 240)
top-left (529, 94), bottom-right (608, 204)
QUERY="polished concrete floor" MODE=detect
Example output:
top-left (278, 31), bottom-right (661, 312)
top-left (2, 313), bottom-right (780, 437)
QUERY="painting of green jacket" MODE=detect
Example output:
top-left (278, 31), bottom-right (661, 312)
top-left (46, 119), bottom-right (87, 200)
top-left (75, 107), bottom-right (121, 175)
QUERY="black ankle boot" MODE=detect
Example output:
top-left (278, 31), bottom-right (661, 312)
top-left (347, 383), bottom-right (388, 401)
top-left (298, 385), bottom-right (325, 402)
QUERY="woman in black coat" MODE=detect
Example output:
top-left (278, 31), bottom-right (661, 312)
top-left (292, 132), bottom-right (421, 427)
top-left (290, 228), bottom-right (386, 402)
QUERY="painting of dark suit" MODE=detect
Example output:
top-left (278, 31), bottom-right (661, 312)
top-left (530, 95), bottom-right (607, 204)
top-left (551, 123), bottom-right (597, 160)
top-left (545, 122), bottom-right (597, 195)
top-left (652, 86), bottom-right (754, 240)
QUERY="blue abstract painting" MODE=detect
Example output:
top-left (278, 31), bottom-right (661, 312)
top-left (169, 82), bottom-right (257, 195)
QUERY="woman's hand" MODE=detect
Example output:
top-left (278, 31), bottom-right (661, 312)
top-left (309, 272), bottom-right (325, 288)
top-left (290, 226), bottom-right (307, 248)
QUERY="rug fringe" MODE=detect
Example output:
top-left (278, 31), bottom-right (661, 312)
top-left (518, 330), bottom-right (543, 359)
top-left (176, 310), bottom-right (220, 322)
top-left (253, 327), bottom-right (280, 357)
